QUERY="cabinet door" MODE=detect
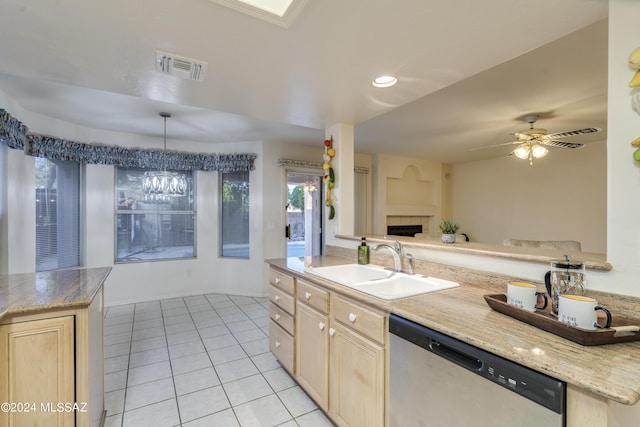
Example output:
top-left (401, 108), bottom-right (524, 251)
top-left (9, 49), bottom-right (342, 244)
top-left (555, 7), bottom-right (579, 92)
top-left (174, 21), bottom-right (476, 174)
top-left (269, 320), bottom-right (295, 374)
top-left (0, 316), bottom-right (75, 427)
top-left (330, 322), bottom-right (385, 427)
top-left (296, 302), bottom-right (330, 411)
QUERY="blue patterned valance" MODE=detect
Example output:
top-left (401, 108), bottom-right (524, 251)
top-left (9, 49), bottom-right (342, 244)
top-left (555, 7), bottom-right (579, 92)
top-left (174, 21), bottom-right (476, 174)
top-left (1, 109), bottom-right (256, 172)
top-left (0, 109), bottom-right (28, 149)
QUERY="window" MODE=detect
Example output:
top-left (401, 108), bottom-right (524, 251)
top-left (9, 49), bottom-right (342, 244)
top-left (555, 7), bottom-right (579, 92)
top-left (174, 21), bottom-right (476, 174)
top-left (35, 157), bottom-right (80, 271)
top-left (221, 170), bottom-right (250, 258)
top-left (115, 167), bottom-right (195, 263)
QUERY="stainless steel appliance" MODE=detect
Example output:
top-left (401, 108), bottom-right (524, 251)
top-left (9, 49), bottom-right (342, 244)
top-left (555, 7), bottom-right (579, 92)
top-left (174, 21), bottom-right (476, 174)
top-left (389, 314), bottom-right (565, 426)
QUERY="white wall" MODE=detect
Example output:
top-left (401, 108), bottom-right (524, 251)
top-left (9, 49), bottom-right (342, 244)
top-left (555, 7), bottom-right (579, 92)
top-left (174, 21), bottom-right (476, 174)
top-left (0, 95), bottom-right (26, 272)
top-left (603, 0), bottom-right (640, 296)
top-left (450, 139), bottom-right (606, 253)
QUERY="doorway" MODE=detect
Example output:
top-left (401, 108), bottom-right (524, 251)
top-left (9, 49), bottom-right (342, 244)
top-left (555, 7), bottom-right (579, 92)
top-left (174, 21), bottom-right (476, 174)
top-left (286, 172), bottom-right (323, 257)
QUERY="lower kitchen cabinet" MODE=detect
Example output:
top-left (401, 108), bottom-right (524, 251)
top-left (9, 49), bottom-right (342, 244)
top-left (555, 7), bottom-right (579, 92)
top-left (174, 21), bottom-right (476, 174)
top-left (294, 278), bottom-right (386, 427)
top-left (269, 320), bottom-right (295, 373)
top-left (0, 316), bottom-right (76, 427)
top-left (330, 321), bottom-right (385, 427)
top-left (296, 292), bottom-right (330, 411)
top-left (567, 384), bottom-right (640, 427)
top-left (268, 268), bottom-right (296, 375)
top-left (0, 287), bottom-right (105, 427)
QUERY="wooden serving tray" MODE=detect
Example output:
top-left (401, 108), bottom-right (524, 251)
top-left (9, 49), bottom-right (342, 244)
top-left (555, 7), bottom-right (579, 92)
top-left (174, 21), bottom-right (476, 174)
top-left (484, 294), bottom-right (640, 346)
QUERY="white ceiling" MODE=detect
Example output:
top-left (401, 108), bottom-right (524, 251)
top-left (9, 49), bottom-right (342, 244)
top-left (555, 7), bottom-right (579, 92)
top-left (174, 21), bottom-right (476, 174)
top-left (0, 0), bottom-right (608, 164)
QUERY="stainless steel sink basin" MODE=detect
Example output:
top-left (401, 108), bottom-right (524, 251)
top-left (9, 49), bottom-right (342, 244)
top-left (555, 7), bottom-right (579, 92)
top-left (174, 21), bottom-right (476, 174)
top-left (304, 264), bottom-right (458, 300)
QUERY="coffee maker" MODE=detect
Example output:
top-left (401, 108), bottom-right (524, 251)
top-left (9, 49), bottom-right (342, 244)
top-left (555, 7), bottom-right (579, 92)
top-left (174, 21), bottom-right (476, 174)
top-left (544, 255), bottom-right (586, 315)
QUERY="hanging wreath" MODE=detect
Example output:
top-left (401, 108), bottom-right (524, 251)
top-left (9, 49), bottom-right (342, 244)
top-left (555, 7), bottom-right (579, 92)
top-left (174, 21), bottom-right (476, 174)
top-left (323, 136), bottom-right (336, 219)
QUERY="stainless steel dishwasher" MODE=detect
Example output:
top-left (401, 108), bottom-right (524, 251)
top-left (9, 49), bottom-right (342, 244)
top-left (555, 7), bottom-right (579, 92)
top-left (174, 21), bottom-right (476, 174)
top-left (389, 314), bottom-right (565, 426)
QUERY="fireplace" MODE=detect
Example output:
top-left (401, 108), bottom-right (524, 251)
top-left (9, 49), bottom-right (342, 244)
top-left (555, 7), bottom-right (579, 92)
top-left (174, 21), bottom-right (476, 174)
top-left (387, 224), bottom-right (423, 237)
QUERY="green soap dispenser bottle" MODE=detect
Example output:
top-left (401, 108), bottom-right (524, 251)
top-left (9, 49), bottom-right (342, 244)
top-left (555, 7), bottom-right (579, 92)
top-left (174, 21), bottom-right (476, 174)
top-left (358, 237), bottom-right (370, 265)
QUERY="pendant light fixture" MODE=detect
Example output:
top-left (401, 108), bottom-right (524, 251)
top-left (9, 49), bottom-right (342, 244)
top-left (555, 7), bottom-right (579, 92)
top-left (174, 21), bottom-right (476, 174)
top-left (143, 112), bottom-right (187, 201)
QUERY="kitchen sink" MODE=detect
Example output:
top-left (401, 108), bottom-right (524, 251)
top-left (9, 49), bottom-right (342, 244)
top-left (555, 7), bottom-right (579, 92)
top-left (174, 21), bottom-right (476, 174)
top-left (353, 275), bottom-right (459, 300)
top-left (304, 264), bottom-right (459, 300)
top-left (304, 263), bottom-right (393, 284)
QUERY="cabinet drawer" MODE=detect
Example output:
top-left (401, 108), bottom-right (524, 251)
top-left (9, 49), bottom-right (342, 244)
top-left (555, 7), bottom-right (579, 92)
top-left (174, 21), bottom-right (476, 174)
top-left (269, 269), bottom-right (295, 294)
top-left (269, 285), bottom-right (295, 315)
top-left (270, 304), bottom-right (294, 335)
top-left (332, 294), bottom-right (386, 344)
top-left (269, 320), bottom-right (294, 374)
top-left (297, 280), bottom-right (329, 314)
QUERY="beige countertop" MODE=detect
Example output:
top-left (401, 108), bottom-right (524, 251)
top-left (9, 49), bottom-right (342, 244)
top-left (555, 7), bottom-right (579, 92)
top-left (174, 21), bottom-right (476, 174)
top-left (0, 267), bottom-right (111, 321)
top-left (266, 256), bottom-right (640, 406)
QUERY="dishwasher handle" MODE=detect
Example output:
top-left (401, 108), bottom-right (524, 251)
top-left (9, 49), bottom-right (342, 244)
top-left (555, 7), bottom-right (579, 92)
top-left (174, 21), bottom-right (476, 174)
top-left (429, 339), bottom-right (483, 372)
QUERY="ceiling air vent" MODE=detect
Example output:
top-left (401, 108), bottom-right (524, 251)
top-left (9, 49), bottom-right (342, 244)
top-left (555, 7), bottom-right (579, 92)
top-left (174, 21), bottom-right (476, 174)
top-left (156, 51), bottom-right (208, 82)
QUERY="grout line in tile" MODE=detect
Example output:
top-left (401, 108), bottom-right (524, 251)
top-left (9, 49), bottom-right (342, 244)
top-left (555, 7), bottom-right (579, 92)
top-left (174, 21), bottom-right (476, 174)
top-left (108, 293), bottom-right (325, 427)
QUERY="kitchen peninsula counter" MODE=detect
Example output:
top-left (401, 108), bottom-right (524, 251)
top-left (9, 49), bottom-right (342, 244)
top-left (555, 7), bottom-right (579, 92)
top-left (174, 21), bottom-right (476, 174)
top-left (0, 267), bottom-right (111, 320)
top-left (0, 267), bottom-right (111, 427)
top-left (266, 256), bottom-right (640, 410)
top-left (337, 234), bottom-right (611, 271)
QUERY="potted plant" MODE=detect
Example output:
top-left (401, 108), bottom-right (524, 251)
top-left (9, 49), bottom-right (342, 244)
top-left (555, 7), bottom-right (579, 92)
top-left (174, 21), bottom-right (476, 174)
top-left (439, 220), bottom-right (460, 244)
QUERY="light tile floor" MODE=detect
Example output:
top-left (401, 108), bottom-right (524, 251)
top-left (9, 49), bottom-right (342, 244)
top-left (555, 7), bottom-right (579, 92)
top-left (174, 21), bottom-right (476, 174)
top-left (103, 293), bottom-right (334, 427)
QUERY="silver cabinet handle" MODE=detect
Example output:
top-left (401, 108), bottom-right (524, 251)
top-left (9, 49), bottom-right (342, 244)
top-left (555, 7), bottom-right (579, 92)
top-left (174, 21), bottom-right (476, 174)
top-left (319, 322), bottom-right (326, 331)
top-left (275, 341), bottom-right (281, 348)
top-left (329, 328), bottom-right (335, 337)
top-left (274, 295), bottom-right (280, 302)
top-left (275, 277), bottom-right (281, 284)
top-left (349, 313), bottom-right (357, 323)
top-left (275, 313), bottom-right (281, 321)
top-left (305, 292), bottom-right (311, 300)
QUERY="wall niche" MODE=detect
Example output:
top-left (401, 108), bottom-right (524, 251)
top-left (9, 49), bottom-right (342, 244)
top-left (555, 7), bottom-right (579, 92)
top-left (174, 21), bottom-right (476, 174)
top-left (374, 154), bottom-right (443, 235)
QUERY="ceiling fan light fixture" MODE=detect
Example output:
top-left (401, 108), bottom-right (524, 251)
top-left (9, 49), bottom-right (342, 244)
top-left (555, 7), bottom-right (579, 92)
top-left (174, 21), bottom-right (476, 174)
top-left (531, 144), bottom-right (548, 158)
top-left (372, 75), bottom-right (397, 88)
top-left (513, 144), bottom-right (530, 159)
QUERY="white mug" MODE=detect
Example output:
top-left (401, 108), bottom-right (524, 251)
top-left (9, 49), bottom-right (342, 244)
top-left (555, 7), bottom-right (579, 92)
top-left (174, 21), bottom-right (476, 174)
top-left (558, 294), bottom-right (612, 330)
top-left (507, 281), bottom-right (548, 312)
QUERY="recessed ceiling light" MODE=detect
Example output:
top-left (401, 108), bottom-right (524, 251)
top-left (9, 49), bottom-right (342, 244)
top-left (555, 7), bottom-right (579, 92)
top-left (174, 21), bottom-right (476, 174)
top-left (372, 75), bottom-right (398, 88)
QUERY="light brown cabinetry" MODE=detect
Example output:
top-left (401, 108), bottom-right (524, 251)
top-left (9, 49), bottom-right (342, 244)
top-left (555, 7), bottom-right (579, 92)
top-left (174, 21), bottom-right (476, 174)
top-left (0, 315), bottom-right (75, 427)
top-left (330, 294), bottom-right (386, 427)
top-left (0, 287), bottom-right (104, 427)
top-left (567, 384), bottom-right (640, 427)
top-left (296, 282), bottom-right (330, 410)
top-left (295, 279), bottom-right (386, 427)
top-left (268, 269), bottom-right (296, 375)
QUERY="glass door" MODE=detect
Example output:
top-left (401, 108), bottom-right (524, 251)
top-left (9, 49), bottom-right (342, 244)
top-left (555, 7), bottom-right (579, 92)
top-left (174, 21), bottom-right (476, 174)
top-left (286, 172), bottom-right (323, 257)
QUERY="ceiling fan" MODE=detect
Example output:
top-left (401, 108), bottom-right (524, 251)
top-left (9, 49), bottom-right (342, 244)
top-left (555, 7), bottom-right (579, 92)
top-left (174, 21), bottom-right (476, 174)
top-left (474, 114), bottom-right (601, 165)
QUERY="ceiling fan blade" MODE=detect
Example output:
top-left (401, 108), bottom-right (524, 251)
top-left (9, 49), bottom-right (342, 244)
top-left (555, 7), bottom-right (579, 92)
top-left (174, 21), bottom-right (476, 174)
top-left (470, 140), bottom-right (521, 151)
top-left (539, 140), bottom-right (584, 149)
top-left (545, 127), bottom-right (601, 139)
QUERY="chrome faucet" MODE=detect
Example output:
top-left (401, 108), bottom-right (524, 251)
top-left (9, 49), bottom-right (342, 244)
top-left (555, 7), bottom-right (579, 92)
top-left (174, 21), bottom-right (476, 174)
top-left (372, 241), bottom-right (403, 272)
top-left (406, 253), bottom-right (414, 275)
